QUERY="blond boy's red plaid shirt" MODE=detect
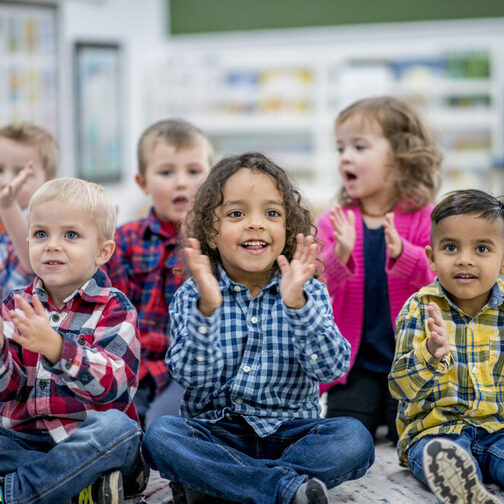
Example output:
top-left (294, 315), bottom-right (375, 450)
top-left (0, 270), bottom-right (140, 442)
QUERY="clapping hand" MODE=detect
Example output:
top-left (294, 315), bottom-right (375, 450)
top-left (277, 234), bottom-right (318, 309)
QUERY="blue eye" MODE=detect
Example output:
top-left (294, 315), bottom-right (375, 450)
top-left (65, 231), bottom-right (79, 240)
top-left (476, 245), bottom-right (489, 253)
top-left (34, 230), bottom-right (47, 239)
top-left (159, 170), bottom-right (173, 177)
top-left (355, 144), bottom-right (366, 151)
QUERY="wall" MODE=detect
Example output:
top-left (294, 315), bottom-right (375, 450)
top-left (58, 0), bottom-right (168, 224)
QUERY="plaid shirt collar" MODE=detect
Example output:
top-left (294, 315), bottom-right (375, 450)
top-left (140, 208), bottom-right (180, 243)
top-left (421, 278), bottom-right (504, 315)
top-left (216, 264), bottom-right (280, 294)
top-left (31, 269), bottom-right (112, 308)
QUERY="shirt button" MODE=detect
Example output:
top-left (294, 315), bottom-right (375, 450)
top-left (39, 380), bottom-right (47, 390)
top-left (250, 316), bottom-right (258, 324)
top-left (51, 314), bottom-right (60, 323)
top-left (233, 285), bottom-right (241, 292)
top-left (78, 337), bottom-right (86, 345)
top-left (65, 362), bottom-right (72, 370)
top-left (473, 367), bottom-right (478, 375)
top-left (311, 353), bottom-right (318, 360)
top-left (243, 365), bottom-right (251, 373)
top-left (198, 326), bottom-right (207, 334)
top-left (196, 356), bottom-right (204, 362)
top-left (235, 398), bottom-right (243, 404)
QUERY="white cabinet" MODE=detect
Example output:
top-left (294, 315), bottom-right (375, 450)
top-left (148, 21), bottom-right (504, 214)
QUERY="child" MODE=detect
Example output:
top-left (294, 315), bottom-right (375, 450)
top-left (142, 152), bottom-right (374, 504)
top-left (0, 123), bottom-right (59, 299)
top-left (0, 178), bottom-right (144, 504)
top-left (317, 96), bottom-right (443, 443)
top-left (104, 118), bottom-right (212, 428)
top-left (389, 189), bottom-right (504, 504)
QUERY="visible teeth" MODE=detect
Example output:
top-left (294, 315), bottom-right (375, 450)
top-left (242, 241), bottom-right (266, 247)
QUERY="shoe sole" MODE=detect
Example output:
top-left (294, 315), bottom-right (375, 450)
top-left (98, 470), bottom-right (124, 504)
top-left (423, 438), bottom-right (500, 504)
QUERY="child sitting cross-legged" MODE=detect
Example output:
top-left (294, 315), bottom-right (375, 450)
top-left (143, 152), bottom-right (374, 504)
top-left (389, 189), bottom-right (504, 504)
top-left (0, 178), bottom-right (144, 504)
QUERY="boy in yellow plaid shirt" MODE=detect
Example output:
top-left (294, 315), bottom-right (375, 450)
top-left (389, 189), bottom-right (504, 504)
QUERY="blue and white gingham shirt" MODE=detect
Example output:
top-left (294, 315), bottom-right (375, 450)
top-left (167, 266), bottom-right (350, 437)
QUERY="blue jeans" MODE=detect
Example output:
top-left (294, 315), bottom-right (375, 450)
top-left (407, 425), bottom-right (504, 487)
top-left (143, 413), bottom-right (374, 504)
top-left (0, 409), bottom-right (143, 504)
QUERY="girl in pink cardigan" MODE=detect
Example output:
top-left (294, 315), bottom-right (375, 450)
top-left (317, 96), bottom-right (443, 443)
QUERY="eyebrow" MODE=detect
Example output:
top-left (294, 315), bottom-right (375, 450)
top-left (221, 199), bottom-right (283, 209)
top-left (438, 237), bottom-right (495, 245)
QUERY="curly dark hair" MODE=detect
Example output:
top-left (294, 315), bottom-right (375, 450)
top-left (185, 152), bottom-right (318, 277)
top-left (336, 96), bottom-right (443, 211)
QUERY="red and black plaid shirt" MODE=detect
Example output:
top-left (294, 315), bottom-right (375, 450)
top-left (105, 209), bottom-right (184, 390)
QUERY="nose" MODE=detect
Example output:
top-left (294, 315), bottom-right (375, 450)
top-left (338, 147), bottom-right (352, 165)
top-left (456, 250), bottom-right (474, 266)
top-left (247, 213), bottom-right (266, 230)
top-left (174, 171), bottom-right (189, 188)
top-left (46, 236), bottom-right (62, 251)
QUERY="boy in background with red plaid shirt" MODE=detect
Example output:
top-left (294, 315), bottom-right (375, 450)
top-left (105, 119), bottom-right (212, 428)
top-left (0, 178), bottom-right (143, 504)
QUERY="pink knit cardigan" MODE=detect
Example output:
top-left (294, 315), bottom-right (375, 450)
top-left (317, 203), bottom-right (436, 394)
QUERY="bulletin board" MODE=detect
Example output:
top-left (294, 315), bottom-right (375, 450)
top-left (0, 2), bottom-right (58, 135)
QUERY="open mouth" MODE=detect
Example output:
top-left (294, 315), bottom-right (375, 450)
top-left (173, 196), bottom-right (188, 204)
top-left (454, 273), bottom-right (477, 280)
top-left (343, 170), bottom-right (357, 182)
top-left (44, 260), bottom-right (64, 265)
top-left (241, 240), bottom-right (268, 249)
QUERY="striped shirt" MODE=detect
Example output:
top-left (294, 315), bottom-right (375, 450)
top-left (389, 278), bottom-right (504, 465)
top-left (0, 270), bottom-right (140, 442)
top-left (167, 267), bottom-right (350, 437)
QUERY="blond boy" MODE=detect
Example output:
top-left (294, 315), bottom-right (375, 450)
top-left (0, 178), bottom-right (143, 504)
top-left (105, 118), bottom-right (212, 427)
top-left (0, 123), bottom-right (59, 298)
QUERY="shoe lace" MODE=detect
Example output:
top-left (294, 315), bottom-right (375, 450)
top-left (78, 485), bottom-right (94, 504)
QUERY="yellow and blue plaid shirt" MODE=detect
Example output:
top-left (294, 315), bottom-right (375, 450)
top-left (389, 278), bottom-right (504, 466)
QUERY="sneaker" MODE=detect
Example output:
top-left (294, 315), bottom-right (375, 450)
top-left (423, 438), bottom-right (501, 504)
top-left (292, 478), bottom-right (329, 504)
top-left (70, 470), bottom-right (124, 504)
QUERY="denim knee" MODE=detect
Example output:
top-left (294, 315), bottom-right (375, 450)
top-left (332, 417), bottom-right (375, 468)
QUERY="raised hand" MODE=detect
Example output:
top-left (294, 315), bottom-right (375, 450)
top-left (426, 302), bottom-right (450, 360)
top-left (330, 204), bottom-right (356, 264)
top-left (0, 162), bottom-right (33, 209)
top-left (384, 212), bottom-right (403, 259)
top-left (183, 238), bottom-right (222, 316)
top-left (9, 294), bottom-right (63, 363)
top-left (277, 234), bottom-right (317, 309)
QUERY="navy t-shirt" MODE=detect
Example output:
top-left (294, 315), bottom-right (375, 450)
top-left (354, 221), bottom-right (396, 374)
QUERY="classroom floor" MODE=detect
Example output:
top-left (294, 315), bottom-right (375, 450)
top-left (124, 433), bottom-right (504, 503)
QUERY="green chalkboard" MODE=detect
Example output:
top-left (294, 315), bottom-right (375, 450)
top-left (168, 0), bottom-right (504, 35)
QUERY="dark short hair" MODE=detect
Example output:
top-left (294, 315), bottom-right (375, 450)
top-left (431, 189), bottom-right (504, 239)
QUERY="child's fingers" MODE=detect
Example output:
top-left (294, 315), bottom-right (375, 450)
top-left (347, 209), bottom-right (355, 227)
top-left (276, 254), bottom-right (289, 275)
top-left (428, 302), bottom-right (444, 326)
top-left (13, 295), bottom-right (34, 317)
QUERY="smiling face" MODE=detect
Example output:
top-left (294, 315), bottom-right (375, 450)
top-left (426, 213), bottom-right (504, 316)
top-left (28, 200), bottom-right (114, 307)
top-left (210, 168), bottom-right (286, 293)
top-left (136, 141), bottom-right (210, 223)
top-left (0, 137), bottom-right (48, 209)
top-left (335, 115), bottom-right (398, 213)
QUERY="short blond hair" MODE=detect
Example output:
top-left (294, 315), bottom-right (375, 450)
top-left (137, 118), bottom-right (213, 176)
top-left (29, 178), bottom-right (116, 241)
top-left (0, 122), bottom-right (59, 179)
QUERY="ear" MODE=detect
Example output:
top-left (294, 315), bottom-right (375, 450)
top-left (95, 239), bottom-right (115, 266)
top-left (500, 256), bottom-right (504, 276)
top-left (425, 245), bottom-right (437, 273)
top-left (135, 173), bottom-right (148, 195)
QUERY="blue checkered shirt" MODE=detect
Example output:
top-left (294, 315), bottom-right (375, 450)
top-left (167, 267), bottom-right (350, 437)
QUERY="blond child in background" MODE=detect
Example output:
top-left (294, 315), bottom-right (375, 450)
top-left (0, 123), bottom-right (59, 299)
top-left (104, 119), bottom-right (213, 428)
top-left (317, 96), bottom-right (443, 443)
top-left (0, 178), bottom-right (144, 504)
top-left (389, 189), bottom-right (504, 504)
top-left (143, 152), bottom-right (374, 504)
